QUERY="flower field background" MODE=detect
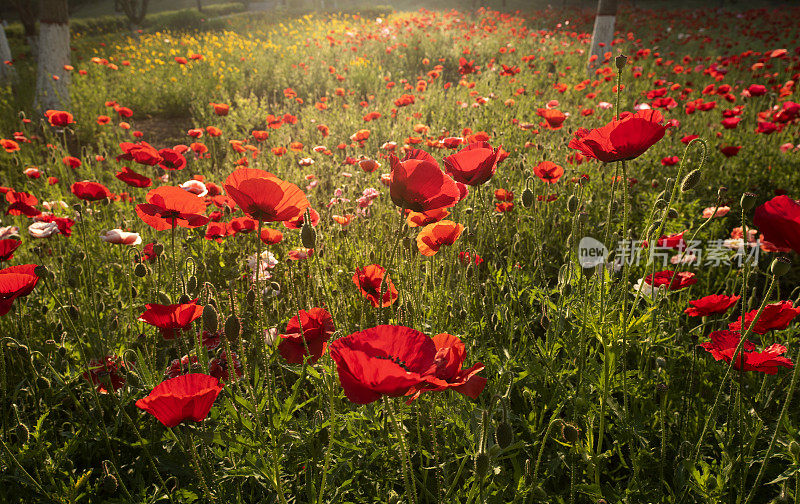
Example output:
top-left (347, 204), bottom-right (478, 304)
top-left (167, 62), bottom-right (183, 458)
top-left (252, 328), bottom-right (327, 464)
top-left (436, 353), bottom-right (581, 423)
top-left (1, 1), bottom-right (800, 503)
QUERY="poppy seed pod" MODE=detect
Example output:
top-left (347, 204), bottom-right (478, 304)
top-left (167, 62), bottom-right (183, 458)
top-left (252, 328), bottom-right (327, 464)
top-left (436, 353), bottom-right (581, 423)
top-left (202, 304), bottom-right (219, 333)
top-left (474, 452), bottom-right (491, 479)
top-left (224, 315), bottom-right (240, 341)
top-left (680, 169), bottom-right (701, 192)
top-left (770, 257), bottom-right (791, 277)
top-left (521, 188), bottom-right (534, 208)
top-left (615, 54), bottom-right (628, 71)
top-left (740, 192), bottom-right (757, 212)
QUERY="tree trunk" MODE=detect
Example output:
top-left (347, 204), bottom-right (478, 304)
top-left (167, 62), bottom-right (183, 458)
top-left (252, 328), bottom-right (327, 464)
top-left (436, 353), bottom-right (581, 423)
top-left (36, 0), bottom-right (70, 111)
top-left (10, 0), bottom-right (39, 60)
top-left (587, 0), bottom-right (617, 70)
top-left (196, 0), bottom-right (204, 12)
top-left (0, 20), bottom-right (17, 84)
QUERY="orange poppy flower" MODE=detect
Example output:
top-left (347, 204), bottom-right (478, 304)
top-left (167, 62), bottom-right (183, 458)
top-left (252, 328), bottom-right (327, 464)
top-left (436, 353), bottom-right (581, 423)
top-left (406, 208), bottom-right (450, 227)
top-left (135, 186), bottom-right (209, 231)
top-left (416, 220), bottom-right (464, 256)
top-left (536, 108), bottom-right (567, 130)
top-left (259, 227), bottom-right (284, 244)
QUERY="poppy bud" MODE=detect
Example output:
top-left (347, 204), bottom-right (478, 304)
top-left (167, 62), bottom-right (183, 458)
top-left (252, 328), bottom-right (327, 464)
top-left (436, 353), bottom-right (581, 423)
top-left (561, 422), bottom-right (580, 444)
top-left (567, 195), bottom-right (578, 213)
top-left (647, 220), bottom-right (662, 236)
top-left (495, 421), bottom-right (513, 449)
top-left (578, 212), bottom-right (589, 224)
top-left (15, 423), bottom-right (30, 445)
top-left (203, 304), bottom-right (218, 333)
top-left (246, 289), bottom-right (256, 307)
top-left (224, 315), bottom-right (240, 341)
top-left (770, 257), bottom-right (791, 277)
top-left (152, 243), bottom-right (164, 257)
top-left (583, 265), bottom-right (595, 279)
top-left (369, 251), bottom-right (376, 263)
top-left (67, 305), bottom-right (79, 319)
top-left (667, 208), bottom-right (679, 219)
top-left (34, 265), bottom-right (49, 278)
top-left (740, 192), bottom-right (757, 212)
top-left (402, 236), bottom-right (412, 250)
top-left (187, 275), bottom-right (198, 293)
top-left (474, 452), bottom-right (491, 479)
top-left (301, 221), bottom-right (317, 249)
top-left (718, 187), bottom-right (728, 198)
top-left (101, 473), bottom-right (118, 495)
top-left (37, 376), bottom-right (50, 389)
top-left (680, 169), bottom-right (701, 192)
top-left (615, 54), bottom-right (628, 71)
top-left (655, 356), bottom-right (666, 369)
top-left (134, 263), bottom-right (147, 278)
top-left (131, 286), bottom-right (138, 298)
top-left (561, 283), bottom-right (572, 297)
top-left (44, 339), bottom-right (57, 353)
top-left (178, 294), bottom-right (190, 304)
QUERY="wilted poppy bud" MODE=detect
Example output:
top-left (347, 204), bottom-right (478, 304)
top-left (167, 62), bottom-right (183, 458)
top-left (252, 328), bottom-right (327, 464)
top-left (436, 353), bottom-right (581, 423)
top-left (521, 188), bottom-right (534, 208)
top-left (740, 192), bottom-right (757, 212)
top-left (203, 304), bottom-right (218, 333)
top-left (474, 452), bottom-right (491, 479)
top-left (680, 169), bottom-right (701, 192)
top-left (134, 263), bottom-right (147, 277)
top-left (770, 257), bottom-right (791, 277)
top-left (495, 421), bottom-right (513, 449)
top-left (567, 194), bottom-right (578, 213)
top-left (615, 54), bottom-right (628, 71)
top-left (224, 315), bottom-right (240, 341)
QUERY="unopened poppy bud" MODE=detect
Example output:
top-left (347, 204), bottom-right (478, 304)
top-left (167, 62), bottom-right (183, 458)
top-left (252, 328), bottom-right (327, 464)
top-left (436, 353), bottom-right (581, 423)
top-left (740, 192), bottom-right (757, 212)
top-left (567, 194), bottom-right (578, 213)
top-left (15, 423), bottom-right (30, 445)
top-left (654, 198), bottom-right (667, 209)
top-left (178, 294), bottom-right (190, 304)
top-left (718, 186), bottom-right (728, 198)
top-left (34, 265), bottom-right (49, 278)
top-left (102, 473), bottom-right (118, 494)
top-left (402, 236), bottom-right (412, 250)
top-left (44, 339), bottom-right (57, 353)
top-left (301, 221), bottom-right (317, 249)
top-left (647, 220), bottom-right (662, 236)
top-left (495, 421), bottom-right (513, 449)
top-left (770, 257), bottom-right (791, 277)
top-left (561, 422), bottom-right (580, 444)
top-left (67, 305), bottom-right (79, 319)
top-left (615, 54), bottom-right (628, 71)
top-left (246, 289), bottom-right (256, 307)
top-left (203, 304), bottom-right (218, 333)
top-left (521, 189), bottom-right (534, 208)
top-left (680, 169), bottom-right (701, 192)
top-left (187, 275), bottom-right (197, 293)
top-left (134, 263), bottom-right (147, 277)
top-left (152, 243), bottom-right (164, 257)
top-left (667, 208), bottom-right (679, 219)
top-left (224, 315), bottom-right (240, 341)
top-left (474, 452), bottom-right (491, 479)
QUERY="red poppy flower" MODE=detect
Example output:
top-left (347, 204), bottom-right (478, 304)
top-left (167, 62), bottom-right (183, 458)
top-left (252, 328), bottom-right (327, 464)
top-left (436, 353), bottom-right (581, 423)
top-left (229, 216), bottom-right (258, 234)
top-left (259, 227), bottom-right (284, 244)
top-left (205, 221), bottom-right (230, 242)
top-left (158, 148), bottom-right (187, 171)
top-left (115, 166), bottom-right (152, 188)
top-left (416, 220), bottom-right (464, 256)
top-left (45, 110), bottom-right (74, 127)
top-left (224, 168), bottom-right (309, 222)
top-left (329, 325), bottom-right (439, 404)
top-left (5, 191), bottom-right (40, 217)
top-left (700, 330), bottom-right (793, 375)
top-left (71, 181), bottom-right (112, 201)
top-left (283, 208), bottom-right (320, 230)
top-left (136, 186), bottom-right (209, 231)
top-left (568, 109), bottom-right (666, 163)
top-left (138, 299), bottom-right (204, 339)
top-left (0, 264), bottom-right (39, 316)
top-left (62, 156), bottom-right (81, 169)
top-left (406, 333), bottom-right (486, 402)
top-left (533, 161), bottom-right (564, 183)
top-left (117, 141), bottom-right (162, 166)
top-left (1, 139), bottom-right (20, 153)
top-left (644, 270), bottom-right (697, 290)
top-left (0, 239), bottom-right (21, 262)
top-left (684, 294), bottom-right (741, 317)
top-left (83, 355), bottom-right (126, 393)
top-left (537, 108), bottom-right (567, 130)
top-left (753, 195), bottom-right (800, 254)
top-left (728, 300), bottom-right (800, 335)
top-left (135, 373), bottom-right (223, 427)
top-left (210, 102), bottom-right (229, 116)
top-left (443, 142), bottom-right (500, 186)
top-left (209, 351), bottom-right (242, 383)
top-left (352, 264), bottom-right (398, 308)
top-left (278, 307), bottom-right (335, 364)
top-left (406, 208), bottom-right (450, 228)
top-left (389, 149), bottom-right (460, 212)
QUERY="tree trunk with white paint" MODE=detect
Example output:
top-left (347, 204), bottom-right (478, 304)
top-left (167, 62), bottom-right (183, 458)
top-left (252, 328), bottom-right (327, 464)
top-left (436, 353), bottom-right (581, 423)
top-left (0, 20), bottom-right (17, 84)
top-left (587, 0), bottom-right (617, 70)
top-left (35, 0), bottom-right (71, 111)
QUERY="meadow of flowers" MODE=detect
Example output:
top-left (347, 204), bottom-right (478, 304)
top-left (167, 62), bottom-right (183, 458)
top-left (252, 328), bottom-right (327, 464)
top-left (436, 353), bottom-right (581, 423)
top-left (1, 3), bottom-right (800, 503)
